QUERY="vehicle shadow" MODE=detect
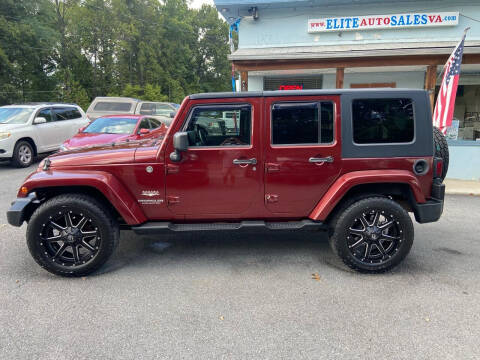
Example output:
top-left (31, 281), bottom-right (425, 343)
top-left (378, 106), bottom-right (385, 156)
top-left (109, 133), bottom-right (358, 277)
top-left (95, 230), bottom-right (349, 276)
top-left (95, 228), bottom-right (432, 277)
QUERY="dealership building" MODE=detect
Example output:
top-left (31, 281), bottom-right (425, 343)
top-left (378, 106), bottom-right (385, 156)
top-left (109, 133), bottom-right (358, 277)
top-left (214, 0), bottom-right (480, 180)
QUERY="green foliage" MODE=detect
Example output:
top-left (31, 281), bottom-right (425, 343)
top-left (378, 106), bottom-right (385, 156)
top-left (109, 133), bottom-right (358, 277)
top-left (109, 84), bottom-right (168, 102)
top-left (0, 0), bottom-right (231, 106)
top-left (62, 80), bottom-right (90, 110)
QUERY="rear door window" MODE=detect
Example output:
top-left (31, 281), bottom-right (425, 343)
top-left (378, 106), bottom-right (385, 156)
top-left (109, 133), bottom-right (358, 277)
top-left (93, 102), bottom-right (132, 112)
top-left (352, 98), bottom-right (414, 144)
top-left (271, 102), bottom-right (334, 145)
top-left (53, 107), bottom-right (82, 121)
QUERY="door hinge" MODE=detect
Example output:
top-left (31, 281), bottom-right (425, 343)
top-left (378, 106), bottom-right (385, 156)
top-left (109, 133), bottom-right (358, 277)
top-left (167, 196), bottom-right (180, 205)
top-left (265, 163), bottom-right (280, 173)
top-left (265, 194), bottom-right (279, 203)
top-left (166, 164), bottom-right (179, 174)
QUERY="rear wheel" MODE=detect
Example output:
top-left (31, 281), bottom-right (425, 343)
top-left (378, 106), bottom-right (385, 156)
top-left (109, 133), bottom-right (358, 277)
top-left (329, 197), bottom-right (414, 273)
top-left (12, 140), bottom-right (34, 168)
top-left (27, 194), bottom-right (119, 277)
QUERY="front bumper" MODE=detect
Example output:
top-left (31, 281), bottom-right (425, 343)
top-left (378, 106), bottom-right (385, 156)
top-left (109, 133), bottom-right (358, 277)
top-left (412, 182), bottom-right (445, 224)
top-left (0, 136), bottom-right (15, 158)
top-left (7, 193), bottom-right (39, 227)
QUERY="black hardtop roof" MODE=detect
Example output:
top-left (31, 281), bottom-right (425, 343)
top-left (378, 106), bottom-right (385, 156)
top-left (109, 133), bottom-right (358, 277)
top-left (189, 88), bottom-right (427, 100)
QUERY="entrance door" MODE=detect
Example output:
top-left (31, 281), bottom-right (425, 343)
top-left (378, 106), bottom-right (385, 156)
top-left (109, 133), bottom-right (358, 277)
top-left (165, 101), bottom-right (262, 219)
top-left (264, 96), bottom-right (342, 216)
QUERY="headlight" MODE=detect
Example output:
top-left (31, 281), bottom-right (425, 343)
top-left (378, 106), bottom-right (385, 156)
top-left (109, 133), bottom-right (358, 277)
top-left (0, 132), bottom-right (11, 140)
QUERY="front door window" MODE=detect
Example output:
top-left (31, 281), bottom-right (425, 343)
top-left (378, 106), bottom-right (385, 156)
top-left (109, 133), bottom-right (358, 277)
top-left (185, 106), bottom-right (251, 147)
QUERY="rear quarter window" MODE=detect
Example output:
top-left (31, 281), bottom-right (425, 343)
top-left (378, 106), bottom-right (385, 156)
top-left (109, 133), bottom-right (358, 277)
top-left (53, 107), bottom-right (82, 121)
top-left (352, 98), bottom-right (414, 144)
top-left (93, 102), bottom-right (132, 112)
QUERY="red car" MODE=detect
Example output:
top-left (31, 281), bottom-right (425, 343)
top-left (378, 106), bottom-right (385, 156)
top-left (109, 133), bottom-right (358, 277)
top-left (60, 114), bottom-right (166, 151)
top-left (8, 89), bottom-right (448, 277)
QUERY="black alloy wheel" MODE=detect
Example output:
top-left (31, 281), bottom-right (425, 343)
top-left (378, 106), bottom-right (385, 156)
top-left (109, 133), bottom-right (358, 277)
top-left (329, 196), bottom-right (414, 273)
top-left (27, 194), bottom-right (119, 277)
top-left (39, 210), bottom-right (101, 267)
top-left (347, 209), bottom-right (403, 264)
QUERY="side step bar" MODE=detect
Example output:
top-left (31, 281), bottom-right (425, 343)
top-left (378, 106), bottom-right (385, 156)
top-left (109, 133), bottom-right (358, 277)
top-left (131, 219), bottom-right (326, 235)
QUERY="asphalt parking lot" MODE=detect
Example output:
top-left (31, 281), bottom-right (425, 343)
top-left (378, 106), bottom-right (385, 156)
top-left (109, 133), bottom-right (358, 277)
top-left (0, 160), bottom-right (479, 359)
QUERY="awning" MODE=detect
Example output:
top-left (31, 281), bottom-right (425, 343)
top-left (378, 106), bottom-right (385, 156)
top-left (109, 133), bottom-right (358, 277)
top-left (229, 41), bottom-right (480, 61)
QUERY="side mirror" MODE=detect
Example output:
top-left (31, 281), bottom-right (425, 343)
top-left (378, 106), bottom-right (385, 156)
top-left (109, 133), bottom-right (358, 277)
top-left (170, 132), bottom-right (188, 162)
top-left (170, 111), bottom-right (176, 118)
top-left (33, 117), bottom-right (47, 124)
top-left (78, 125), bottom-right (87, 133)
top-left (139, 128), bottom-right (150, 135)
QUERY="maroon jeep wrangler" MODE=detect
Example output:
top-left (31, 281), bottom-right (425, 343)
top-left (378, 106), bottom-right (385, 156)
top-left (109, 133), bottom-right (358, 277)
top-left (7, 89), bottom-right (448, 276)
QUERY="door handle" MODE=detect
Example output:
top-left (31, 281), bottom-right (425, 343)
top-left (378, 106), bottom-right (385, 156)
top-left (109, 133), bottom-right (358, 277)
top-left (233, 158), bottom-right (257, 165)
top-left (309, 156), bottom-right (334, 163)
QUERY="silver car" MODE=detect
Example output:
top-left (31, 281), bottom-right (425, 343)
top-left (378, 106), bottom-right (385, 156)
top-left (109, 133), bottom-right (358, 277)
top-left (86, 97), bottom-right (177, 125)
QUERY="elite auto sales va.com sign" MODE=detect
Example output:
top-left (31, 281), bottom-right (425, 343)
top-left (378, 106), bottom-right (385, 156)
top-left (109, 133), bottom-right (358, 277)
top-left (308, 12), bottom-right (459, 33)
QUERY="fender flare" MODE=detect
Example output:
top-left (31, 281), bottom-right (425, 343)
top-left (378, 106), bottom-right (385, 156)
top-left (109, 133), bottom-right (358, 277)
top-left (309, 170), bottom-right (426, 221)
top-left (20, 170), bottom-right (147, 225)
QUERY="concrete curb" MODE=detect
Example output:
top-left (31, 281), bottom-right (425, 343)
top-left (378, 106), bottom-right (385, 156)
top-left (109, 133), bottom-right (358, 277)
top-left (444, 179), bottom-right (480, 196)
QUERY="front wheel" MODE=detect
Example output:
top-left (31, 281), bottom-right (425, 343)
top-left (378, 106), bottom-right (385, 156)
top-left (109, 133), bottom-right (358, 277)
top-left (27, 194), bottom-right (119, 277)
top-left (329, 197), bottom-right (414, 273)
top-left (12, 140), bottom-right (34, 167)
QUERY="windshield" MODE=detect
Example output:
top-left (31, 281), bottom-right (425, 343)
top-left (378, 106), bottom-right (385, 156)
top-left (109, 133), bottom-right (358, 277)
top-left (83, 117), bottom-right (138, 134)
top-left (0, 108), bottom-right (34, 124)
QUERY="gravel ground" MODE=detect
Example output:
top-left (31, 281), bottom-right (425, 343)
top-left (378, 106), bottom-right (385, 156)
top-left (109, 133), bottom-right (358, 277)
top-left (0, 161), bottom-right (479, 359)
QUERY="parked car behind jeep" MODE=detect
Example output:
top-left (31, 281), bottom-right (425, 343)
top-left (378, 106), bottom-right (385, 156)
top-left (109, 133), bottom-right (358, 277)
top-left (59, 115), bottom-right (166, 151)
top-left (8, 89), bottom-right (447, 277)
top-left (86, 97), bottom-right (177, 125)
top-left (0, 103), bottom-right (88, 167)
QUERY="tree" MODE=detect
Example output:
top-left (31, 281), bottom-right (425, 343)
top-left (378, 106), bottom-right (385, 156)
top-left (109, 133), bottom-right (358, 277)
top-left (0, 0), bottom-right (232, 107)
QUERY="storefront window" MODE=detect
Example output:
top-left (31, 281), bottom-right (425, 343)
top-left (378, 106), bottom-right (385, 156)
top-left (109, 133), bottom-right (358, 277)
top-left (444, 85), bottom-right (480, 141)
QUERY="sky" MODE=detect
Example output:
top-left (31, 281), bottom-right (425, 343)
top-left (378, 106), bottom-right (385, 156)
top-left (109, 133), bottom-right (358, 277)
top-left (189, 0), bottom-right (214, 9)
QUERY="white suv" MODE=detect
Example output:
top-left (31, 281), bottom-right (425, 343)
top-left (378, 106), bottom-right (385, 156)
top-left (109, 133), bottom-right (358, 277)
top-left (0, 103), bottom-right (89, 167)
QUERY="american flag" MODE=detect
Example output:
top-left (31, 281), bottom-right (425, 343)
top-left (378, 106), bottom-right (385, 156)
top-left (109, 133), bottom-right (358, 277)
top-left (433, 29), bottom-right (469, 134)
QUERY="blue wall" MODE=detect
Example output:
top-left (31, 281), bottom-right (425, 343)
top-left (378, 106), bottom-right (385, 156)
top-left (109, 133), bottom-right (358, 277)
top-left (237, 1), bottom-right (480, 49)
top-left (447, 141), bottom-right (480, 180)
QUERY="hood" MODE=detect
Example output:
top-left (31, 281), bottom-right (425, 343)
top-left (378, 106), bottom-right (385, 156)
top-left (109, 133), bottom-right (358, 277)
top-left (45, 133), bottom-right (166, 168)
top-left (63, 132), bottom-right (131, 150)
top-left (0, 123), bottom-right (30, 131)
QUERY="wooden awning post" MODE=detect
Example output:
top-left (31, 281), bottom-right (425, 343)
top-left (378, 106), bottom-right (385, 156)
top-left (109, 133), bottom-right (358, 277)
top-left (240, 71), bottom-right (248, 91)
top-left (336, 68), bottom-right (344, 89)
top-left (424, 65), bottom-right (437, 112)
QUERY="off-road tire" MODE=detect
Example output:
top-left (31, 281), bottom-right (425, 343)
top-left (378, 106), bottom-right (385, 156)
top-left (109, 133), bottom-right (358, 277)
top-left (12, 140), bottom-right (34, 168)
top-left (27, 194), bottom-right (119, 277)
top-left (329, 197), bottom-right (414, 273)
top-left (433, 127), bottom-right (449, 180)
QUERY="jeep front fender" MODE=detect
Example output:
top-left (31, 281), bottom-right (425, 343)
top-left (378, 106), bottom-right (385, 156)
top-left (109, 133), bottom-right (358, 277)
top-left (308, 170), bottom-right (426, 221)
top-left (19, 170), bottom-right (147, 225)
